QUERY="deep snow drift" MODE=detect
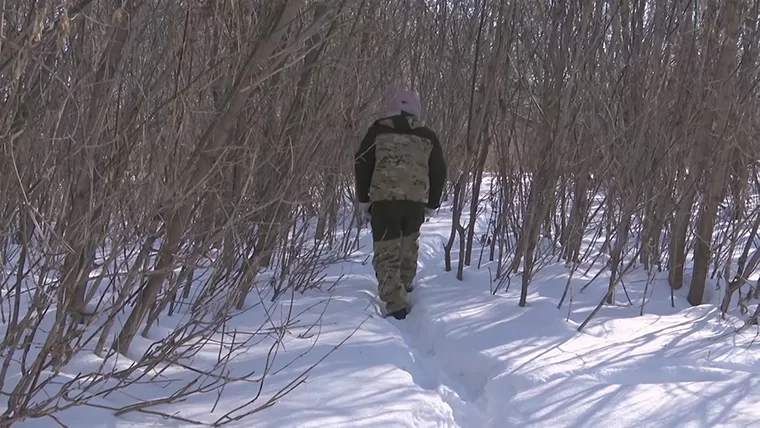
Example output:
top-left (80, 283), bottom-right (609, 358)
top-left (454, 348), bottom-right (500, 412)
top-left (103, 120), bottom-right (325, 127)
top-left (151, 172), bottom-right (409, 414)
top-left (12, 204), bottom-right (760, 428)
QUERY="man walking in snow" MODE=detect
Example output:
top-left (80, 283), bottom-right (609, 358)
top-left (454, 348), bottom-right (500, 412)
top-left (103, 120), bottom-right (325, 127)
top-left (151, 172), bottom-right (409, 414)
top-left (354, 89), bottom-right (447, 320)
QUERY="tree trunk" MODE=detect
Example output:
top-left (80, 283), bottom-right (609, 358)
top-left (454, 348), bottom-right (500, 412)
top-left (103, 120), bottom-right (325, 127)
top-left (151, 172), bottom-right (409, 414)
top-left (688, 0), bottom-right (741, 306)
top-left (60, 1), bottom-right (141, 318)
top-left (464, 135), bottom-right (491, 266)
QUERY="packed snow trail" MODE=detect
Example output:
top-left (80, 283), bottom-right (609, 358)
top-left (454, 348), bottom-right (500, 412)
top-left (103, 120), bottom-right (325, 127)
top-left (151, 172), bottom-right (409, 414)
top-left (385, 289), bottom-right (489, 427)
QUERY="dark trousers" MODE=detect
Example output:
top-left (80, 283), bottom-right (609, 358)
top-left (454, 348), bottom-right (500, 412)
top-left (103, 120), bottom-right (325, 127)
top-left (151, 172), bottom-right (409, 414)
top-left (369, 201), bottom-right (425, 312)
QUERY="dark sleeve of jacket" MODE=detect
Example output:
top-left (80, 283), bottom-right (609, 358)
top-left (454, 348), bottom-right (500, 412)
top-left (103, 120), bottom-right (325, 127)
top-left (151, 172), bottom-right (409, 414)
top-left (427, 131), bottom-right (447, 209)
top-left (354, 124), bottom-right (378, 203)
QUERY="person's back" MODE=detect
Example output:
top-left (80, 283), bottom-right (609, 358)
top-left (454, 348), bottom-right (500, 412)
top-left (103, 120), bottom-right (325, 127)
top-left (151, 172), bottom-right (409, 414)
top-left (368, 114), bottom-right (436, 203)
top-left (354, 89), bottom-right (446, 319)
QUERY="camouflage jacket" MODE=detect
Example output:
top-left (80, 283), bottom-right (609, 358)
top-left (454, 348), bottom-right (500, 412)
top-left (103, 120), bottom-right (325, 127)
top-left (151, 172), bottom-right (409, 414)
top-left (354, 114), bottom-right (446, 209)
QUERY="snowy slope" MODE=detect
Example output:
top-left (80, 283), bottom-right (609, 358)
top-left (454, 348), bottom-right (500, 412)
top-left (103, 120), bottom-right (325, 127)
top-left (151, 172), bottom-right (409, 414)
top-left (14, 206), bottom-right (760, 428)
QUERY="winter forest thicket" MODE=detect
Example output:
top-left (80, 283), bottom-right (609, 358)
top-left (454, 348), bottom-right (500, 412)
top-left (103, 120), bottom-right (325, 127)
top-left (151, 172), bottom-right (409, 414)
top-left (0, 0), bottom-right (759, 426)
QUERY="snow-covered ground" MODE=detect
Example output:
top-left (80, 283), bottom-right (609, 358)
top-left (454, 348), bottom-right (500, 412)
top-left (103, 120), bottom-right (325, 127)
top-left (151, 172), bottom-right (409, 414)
top-left (13, 202), bottom-right (760, 428)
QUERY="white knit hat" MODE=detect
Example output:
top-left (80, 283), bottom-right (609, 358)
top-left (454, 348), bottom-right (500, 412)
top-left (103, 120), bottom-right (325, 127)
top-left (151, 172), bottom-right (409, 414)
top-left (383, 89), bottom-right (422, 117)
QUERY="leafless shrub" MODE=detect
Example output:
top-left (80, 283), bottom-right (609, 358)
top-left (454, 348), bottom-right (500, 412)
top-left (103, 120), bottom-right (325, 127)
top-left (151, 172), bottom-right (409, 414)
top-left (439, 0), bottom-right (759, 329)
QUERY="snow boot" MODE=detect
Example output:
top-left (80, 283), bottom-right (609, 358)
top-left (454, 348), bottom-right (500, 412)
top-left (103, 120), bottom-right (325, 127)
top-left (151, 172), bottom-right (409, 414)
top-left (386, 307), bottom-right (408, 320)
